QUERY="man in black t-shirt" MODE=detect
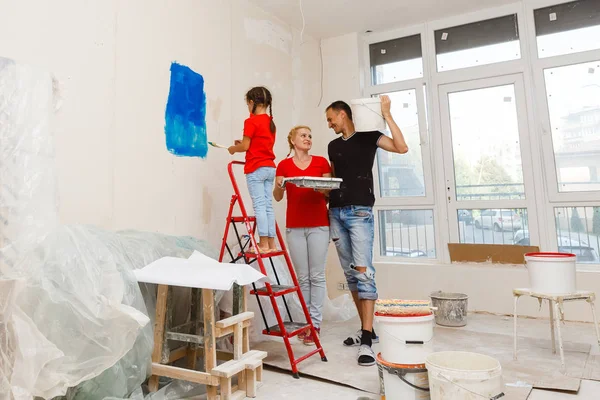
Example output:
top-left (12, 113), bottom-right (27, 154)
top-left (326, 96), bottom-right (408, 366)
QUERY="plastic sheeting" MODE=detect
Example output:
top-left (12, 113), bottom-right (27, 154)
top-left (1, 225), bottom-right (225, 400)
top-left (0, 57), bottom-right (225, 399)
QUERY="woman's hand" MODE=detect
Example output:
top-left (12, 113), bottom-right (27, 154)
top-left (276, 176), bottom-right (285, 190)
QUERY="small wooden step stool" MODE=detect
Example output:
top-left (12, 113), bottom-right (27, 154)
top-left (146, 283), bottom-right (266, 399)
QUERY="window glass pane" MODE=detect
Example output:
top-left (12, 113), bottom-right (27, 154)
top-left (535, 0), bottom-right (600, 58)
top-left (435, 14), bottom-right (521, 72)
top-left (448, 85), bottom-right (525, 200)
top-left (554, 207), bottom-right (600, 264)
top-left (378, 209), bottom-right (436, 258)
top-left (544, 61), bottom-right (600, 192)
top-left (370, 35), bottom-right (423, 84)
top-left (376, 89), bottom-right (425, 197)
top-left (458, 208), bottom-right (529, 245)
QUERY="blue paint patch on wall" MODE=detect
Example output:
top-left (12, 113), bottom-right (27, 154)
top-left (164, 62), bottom-right (208, 158)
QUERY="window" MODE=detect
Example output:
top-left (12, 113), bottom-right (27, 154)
top-left (459, 208), bottom-right (529, 245)
top-left (435, 14), bottom-right (521, 72)
top-left (376, 89), bottom-right (425, 197)
top-left (369, 35), bottom-right (423, 85)
top-left (447, 84), bottom-right (525, 201)
top-left (535, 0), bottom-right (600, 58)
top-left (554, 207), bottom-right (600, 263)
top-left (544, 61), bottom-right (600, 192)
top-left (378, 209), bottom-right (436, 258)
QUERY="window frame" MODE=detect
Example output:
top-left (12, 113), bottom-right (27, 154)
top-left (525, 0), bottom-right (600, 203)
top-left (437, 74), bottom-right (542, 247)
top-left (361, 25), bottom-right (443, 264)
top-left (361, 0), bottom-right (600, 268)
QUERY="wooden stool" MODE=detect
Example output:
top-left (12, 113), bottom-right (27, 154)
top-left (513, 288), bottom-right (600, 371)
top-left (148, 284), bottom-right (266, 399)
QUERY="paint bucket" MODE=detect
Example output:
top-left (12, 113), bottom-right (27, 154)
top-left (350, 97), bottom-right (386, 132)
top-left (425, 351), bottom-right (504, 400)
top-left (377, 353), bottom-right (430, 400)
top-left (374, 313), bottom-right (434, 365)
top-left (429, 291), bottom-right (468, 327)
top-left (525, 252), bottom-right (577, 294)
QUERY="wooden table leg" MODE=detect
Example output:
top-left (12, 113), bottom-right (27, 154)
top-left (513, 294), bottom-right (518, 360)
top-left (188, 288), bottom-right (202, 370)
top-left (549, 299), bottom-right (556, 354)
top-left (149, 284), bottom-right (169, 392)
top-left (203, 289), bottom-right (218, 399)
top-left (588, 298), bottom-right (600, 349)
top-left (553, 300), bottom-right (566, 371)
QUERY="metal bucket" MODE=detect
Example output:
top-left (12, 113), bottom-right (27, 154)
top-left (429, 291), bottom-right (468, 327)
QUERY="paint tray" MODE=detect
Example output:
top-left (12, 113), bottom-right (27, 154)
top-left (282, 176), bottom-right (342, 189)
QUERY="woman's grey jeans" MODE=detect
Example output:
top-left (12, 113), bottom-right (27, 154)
top-left (285, 226), bottom-right (329, 329)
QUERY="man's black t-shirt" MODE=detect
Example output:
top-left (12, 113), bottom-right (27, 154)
top-left (328, 131), bottom-right (383, 208)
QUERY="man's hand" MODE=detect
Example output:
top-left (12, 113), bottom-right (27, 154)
top-left (380, 95), bottom-right (392, 118)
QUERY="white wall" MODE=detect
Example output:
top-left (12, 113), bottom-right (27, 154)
top-left (0, 0), bottom-right (322, 251)
top-left (319, 30), bottom-right (600, 323)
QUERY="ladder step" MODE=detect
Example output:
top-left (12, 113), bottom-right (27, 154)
top-left (245, 250), bottom-right (287, 259)
top-left (262, 321), bottom-right (309, 338)
top-left (231, 216), bottom-right (256, 222)
top-left (250, 285), bottom-right (297, 297)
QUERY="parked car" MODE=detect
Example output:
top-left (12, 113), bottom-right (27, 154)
top-left (473, 209), bottom-right (522, 232)
top-left (458, 210), bottom-right (473, 225)
top-left (512, 230), bottom-right (599, 263)
top-left (384, 247), bottom-right (428, 258)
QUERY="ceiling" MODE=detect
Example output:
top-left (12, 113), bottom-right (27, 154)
top-left (247, 0), bottom-right (518, 39)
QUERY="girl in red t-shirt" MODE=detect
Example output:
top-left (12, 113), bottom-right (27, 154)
top-left (273, 125), bottom-right (332, 345)
top-left (229, 87), bottom-right (277, 253)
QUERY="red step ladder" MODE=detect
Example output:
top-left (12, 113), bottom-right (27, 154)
top-left (218, 161), bottom-right (327, 378)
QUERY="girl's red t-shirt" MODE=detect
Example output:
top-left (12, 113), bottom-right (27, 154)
top-left (243, 114), bottom-right (276, 174)
top-left (276, 156), bottom-right (332, 228)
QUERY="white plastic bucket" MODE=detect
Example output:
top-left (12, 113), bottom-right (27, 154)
top-left (375, 313), bottom-right (434, 365)
top-left (350, 97), bottom-right (386, 132)
top-left (425, 351), bottom-right (504, 400)
top-left (377, 353), bottom-right (430, 400)
top-left (525, 252), bottom-right (577, 294)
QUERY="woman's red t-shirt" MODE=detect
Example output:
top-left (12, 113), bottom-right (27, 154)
top-left (276, 156), bottom-right (332, 228)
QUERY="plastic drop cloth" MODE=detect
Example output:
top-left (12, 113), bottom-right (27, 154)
top-left (1, 225), bottom-right (226, 400)
top-left (0, 56), bottom-right (227, 399)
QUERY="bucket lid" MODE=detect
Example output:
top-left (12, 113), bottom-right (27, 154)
top-left (374, 312), bottom-right (434, 321)
top-left (350, 97), bottom-right (381, 105)
top-left (525, 252), bottom-right (576, 258)
top-left (376, 353), bottom-right (426, 370)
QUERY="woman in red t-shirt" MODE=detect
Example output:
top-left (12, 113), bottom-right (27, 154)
top-left (273, 125), bottom-right (331, 345)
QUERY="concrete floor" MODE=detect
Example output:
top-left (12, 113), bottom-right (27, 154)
top-left (249, 313), bottom-right (600, 399)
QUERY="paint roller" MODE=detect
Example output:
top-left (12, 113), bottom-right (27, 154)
top-left (375, 299), bottom-right (438, 317)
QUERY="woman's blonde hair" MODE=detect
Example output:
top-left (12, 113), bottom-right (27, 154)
top-left (287, 125), bottom-right (311, 157)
